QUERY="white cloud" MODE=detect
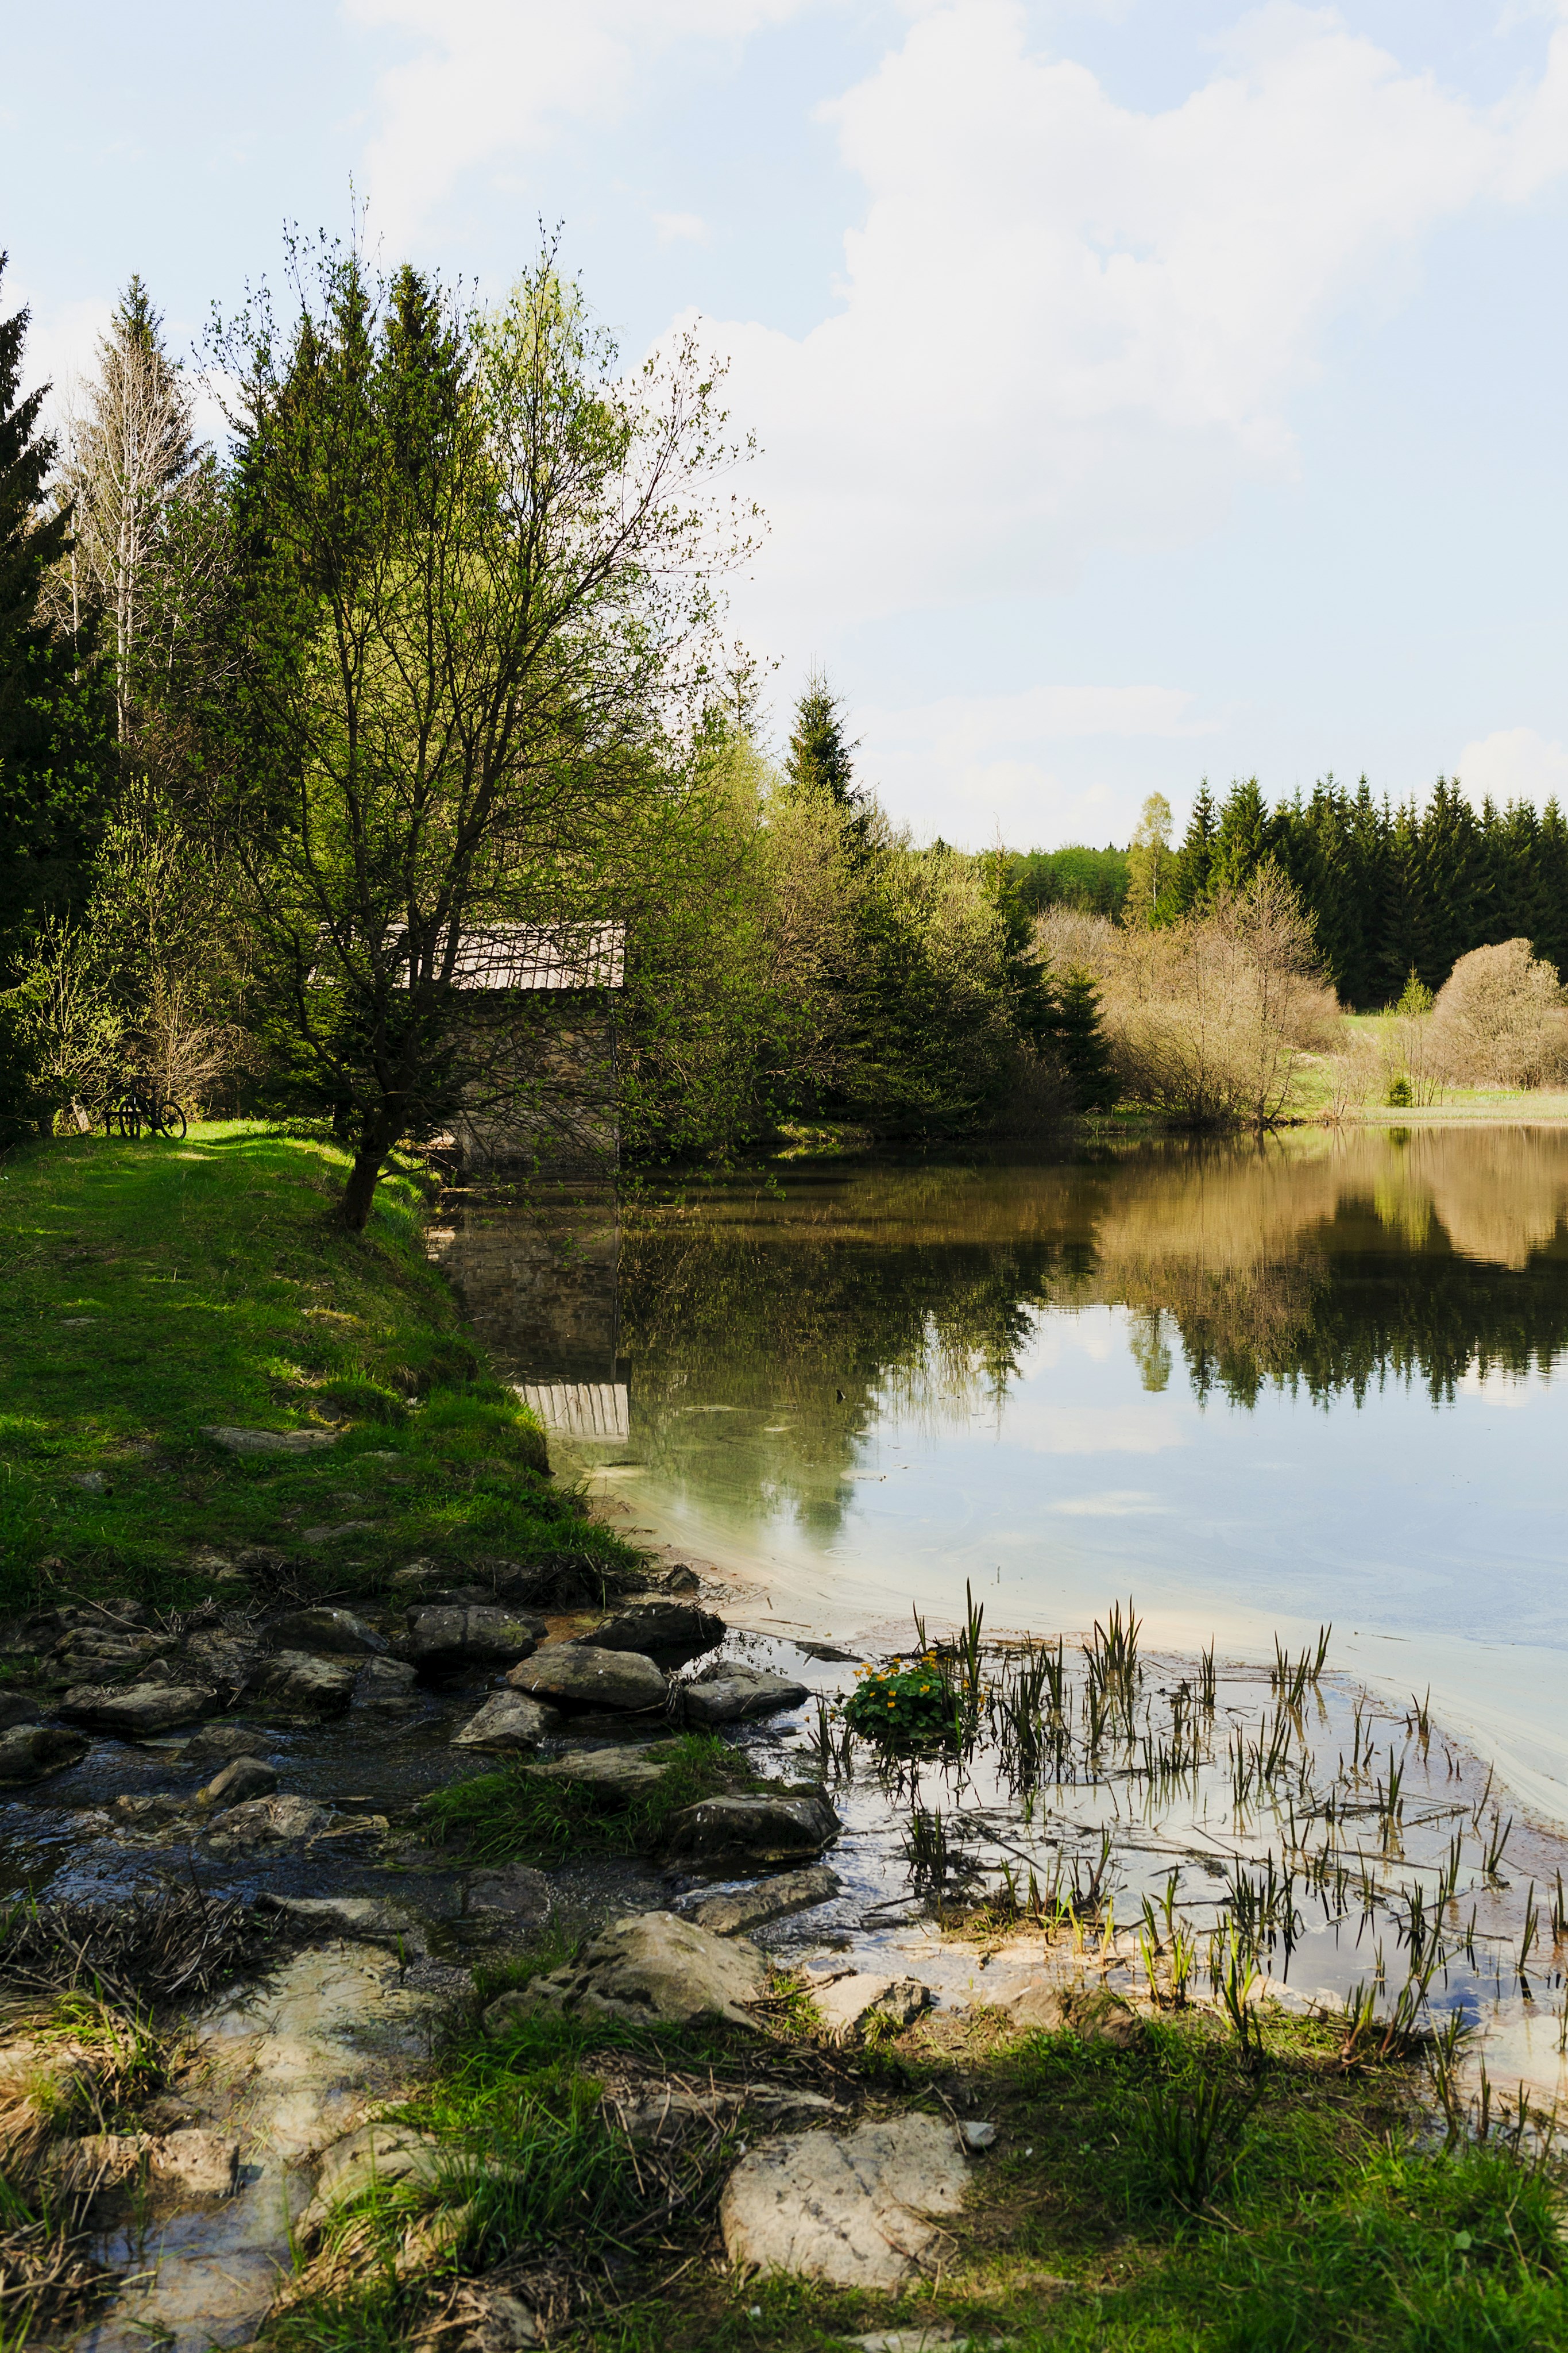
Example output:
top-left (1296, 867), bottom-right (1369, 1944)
top-left (706, 0), bottom-right (1568, 633)
top-left (1455, 726), bottom-right (1568, 805)
top-left (347, 0), bottom-right (816, 246)
top-left (652, 210), bottom-right (712, 246)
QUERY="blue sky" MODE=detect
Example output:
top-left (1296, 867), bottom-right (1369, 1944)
top-left (5, 1), bottom-right (1568, 847)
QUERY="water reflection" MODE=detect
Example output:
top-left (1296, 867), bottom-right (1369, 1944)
top-left (431, 1129), bottom-right (1568, 1816)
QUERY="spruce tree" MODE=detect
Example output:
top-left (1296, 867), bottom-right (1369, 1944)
top-left (1048, 966), bottom-right (1118, 1110)
top-left (1535, 801), bottom-right (1568, 979)
top-left (1170, 783), bottom-right (1217, 912)
top-left (786, 667), bottom-right (860, 807)
top-left (1211, 776), bottom-right (1271, 889)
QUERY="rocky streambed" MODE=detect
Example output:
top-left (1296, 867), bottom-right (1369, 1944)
top-left (0, 1518), bottom-right (1565, 2351)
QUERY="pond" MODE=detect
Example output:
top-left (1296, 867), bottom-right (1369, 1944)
top-left (432, 1127), bottom-right (1568, 1818)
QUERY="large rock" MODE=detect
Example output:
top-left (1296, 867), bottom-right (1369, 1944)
top-left (690, 1866), bottom-right (840, 1937)
top-left (0, 1725), bottom-right (89, 1783)
top-left (681, 1668), bottom-right (810, 1728)
top-left (192, 1755), bottom-right (278, 1814)
top-left (407, 1605), bottom-right (546, 1675)
top-left (810, 1971), bottom-right (931, 2044)
top-left (507, 1645), bottom-right (668, 1714)
top-left (201, 1425), bottom-right (335, 1456)
top-left (465, 1862), bottom-right (551, 1923)
top-left (1002, 1978), bottom-right (1142, 2047)
top-left (0, 1691), bottom-right (46, 1733)
top-left (662, 1790), bottom-right (840, 1866)
top-left (183, 1721), bottom-right (274, 1767)
top-left (299, 2121), bottom-right (448, 2238)
top-left (59, 1681), bottom-right (215, 1737)
top-left (485, 1912), bottom-right (767, 2034)
top-left (579, 1602), bottom-right (725, 1659)
top-left (244, 1651), bottom-right (357, 1715)
top-left (720, 2114), bottom-right (971, 2288)
top-left (208, 1794), bottom-right (331, 1846)
top-left (181, 1630), bottom-right (260, 1698)
top-left (354, 1656), bottom-right (419, 1708)
top-left (451, 1691), bottom-right (558, 1752)
top-left (522, 1747), bottom-right (672, 1800)
top-left (264, 1607), bottom-right (388, 1657)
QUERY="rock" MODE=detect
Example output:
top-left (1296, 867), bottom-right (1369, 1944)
top-left (800, 1642), bottom-right (858, 1662)
top-left (811, 1972), bottom-right (932, 2044)
top-left (662, 1790), bottom-right (840, 1866)
top-left (149, 2127), bottom-right (240, 2197)
top-left (59, 1682), bottom-right (215, 1737)
top-left (465, 1863), bottom-right (551, 1922)
top-left (181, 1631), bottom-right (259, 1698)
top-left (507, 1645), bottom-right (668, 1714)
top-left (690, 1865), bottom-right (841, 1937)
top-left (486, 1912), bottom-right (767, 2034)
top-left (0, 1725), bottom-right (87, 1783)
top-left (244, 1650), bottom-right (357, 1714)
top-left (661, 1565), bottom-right (701, 1596)
top-left (437, 2279), bottom-right (543, 2351)
top-left (299, 2121), bottom-right (447, 2238)
top-left (264, 1607), bottom-right (388, 1656)
top-left (192, 1754), bottom-right (279, 1813)
top-left (616, 2086), bottom-right (844, 2144)
top-left (681, 1669), bottom-right (810, 1727)
top-left (0, 1692), bottom-right (48, 1733)
top-left (257, 1892), bottom-right (423, 1949)
top-left (390, 1559), bottom-right (441, 1592)
top-left (210, 1793), bottom-right (331, 1846)
top-left (522, 1746), bottom-right (672, 1800)
top-left (720, 2113), bottom-right (970, 2289)
top-left (490, 1555), bottom-right (638, 1610)
top-left (957, 2120), bottom-right (998, 2152)
top-left (302, 1521), bottom-right (380, 1545)
top-left (355, 1656), bottom-right (420, 1707)
top-left (115, 1791), bottom-right (188, 1826)
top-left (451, 1691), bottom-right (558, 1752)
top-left (183, 1721), bottom-right (275, 1766)
top-left (71, 1470), bottom-right (110, 1495)
top-left (579, 1601), bottom-right (725, 1658)
top-left (201, 1425), bottom-right (336, 1456)
top-left (1003, 1978), bottom-right (1142, 2047)
top-left (407, 1606), bottom-right (546, 1675)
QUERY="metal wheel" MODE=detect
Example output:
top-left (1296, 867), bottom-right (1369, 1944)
top-left (156, 1102), bottom-right (188, 1140)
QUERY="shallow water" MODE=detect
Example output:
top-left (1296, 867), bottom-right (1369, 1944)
top-left (433, 1128), bottom-right (1568, 1820)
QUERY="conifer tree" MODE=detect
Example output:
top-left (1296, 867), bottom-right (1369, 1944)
top-left (1170, 782), bottom-right (1217, 912)
top-left (786, 667), bottom-right (860, 807)
top-left (1047, 966), bottom-right (1118, 1110)
top-left (1211, 776), bottom-right (1272, 889)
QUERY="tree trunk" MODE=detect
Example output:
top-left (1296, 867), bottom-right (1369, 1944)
top-left (339, 1120), bottom-right (395, 1231)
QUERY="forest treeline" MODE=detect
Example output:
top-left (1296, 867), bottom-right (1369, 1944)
top-left (1, 241), bottom-right (1565, 1210)
top-left (1007, 774), bottom-right (1568, 1012)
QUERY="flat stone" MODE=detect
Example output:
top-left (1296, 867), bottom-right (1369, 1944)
top-left (507, 1645), bottom-right (668, 1714)
top-left (201, 1425), bottom-right (335, 1456)
top-left (256, 1893), bottom-right (423, 1950)
top-left (192, 1755), bottom-right (278, 1813)
top-left (59, 1682), bottom-right (216, 1737)
top-left (957, 2121), bottom-right (998, 2152)
top-left (183, 1721), bottom-right (275, 1767)
top-left (661, 1566), bottom-right (701, 1595)
top-left (407, 1605), bottom-right (546, 1674)
top-left (486, 1911), bottom-right (767, 2034)
top-left (210, 1794), bottom-right (331, 1846)
top-left (302, 1521), bottom-right (380, 1545)
top-left (264, 1607), bottom-right (388, 1656)
top-left (720, 2113), bottom-right (971, 2289)
top-left (522, 1747), bottom-right (671, 1799)
top-left (0, 1724), bottom-right (89, 1783)
top-left (0, 1692), bottom-right (46, 1732)
top-left (681, 1669), bottom-right (810, 1727)
top-left (181, 1631), bottom-right (259, 1697)
top-left (299, 2121), bottom-right (447, 2238)
top-left (451, 1691), bottom-right (558, 1752)
top-left (812, 1972), bottom-right (932, 2044)
top-left (662, 1790), bottom-right (840, 1866)
top-left (1003, 1979), bottom-right (1142, 2048)
top-left (690, 1865), bottom-right (841, 1937)
top-left (580, 1601), bottom-right (725, 1658)
top-left (149, 2128), bottom-right (241, 2198)
top-left (244, 1651), bottom-right (357, 1714)
top-left (465, 1863), bottom-right (551, 1922)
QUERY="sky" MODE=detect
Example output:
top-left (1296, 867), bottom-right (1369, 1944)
top-left (4, 0), bottom-right (1568, 849)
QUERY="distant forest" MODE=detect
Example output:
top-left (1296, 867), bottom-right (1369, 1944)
top-left (1007, 775), bottom-right (1568, 1011)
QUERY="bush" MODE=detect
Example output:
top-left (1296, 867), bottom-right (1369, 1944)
top-left (1428, 939), bottom-right (1568, 1088)
top-left (843, 1655), bottom-right (959, 1746)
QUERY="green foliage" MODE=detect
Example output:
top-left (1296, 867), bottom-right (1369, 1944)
top-left (785, 666), bottom-right (860, 813)
top-left (843, 1656), bottom-right (959, 1746)
top-left (420, 1733), bottom-right (759, 1864)
top-left (1042, 967), bottom-right (1117, 1112)
top-left (1006, 844), bottom-right (1129, 920)
top-left (0, 1121), bottom-right (629, 1613)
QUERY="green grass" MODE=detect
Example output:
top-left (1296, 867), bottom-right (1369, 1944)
top-left (0, 1122), bottom-right (640, 1611)
top-left (420, 1731), bottom-right (768, 1864)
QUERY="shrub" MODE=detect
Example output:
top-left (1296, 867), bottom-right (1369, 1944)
top-left (1428, 939), bottom-right (1568, 1088)
top-left (843, 1655), bottom-right (959, 1746)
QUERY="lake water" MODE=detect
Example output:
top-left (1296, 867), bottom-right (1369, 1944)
top-left (431, 1127), bottom-right (1568, 1829)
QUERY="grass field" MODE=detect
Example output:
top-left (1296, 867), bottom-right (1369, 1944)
top-left (0, 1123), bottom-right (638, 1614)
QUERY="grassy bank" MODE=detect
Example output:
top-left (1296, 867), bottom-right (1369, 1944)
top-left (263, 1962), bottom-right (1568, 2353)
top-left (0, 1122), bottom-right (639, 1613)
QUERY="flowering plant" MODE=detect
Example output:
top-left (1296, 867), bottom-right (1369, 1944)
top-left (842, 1654), bottom-right (959, 1747)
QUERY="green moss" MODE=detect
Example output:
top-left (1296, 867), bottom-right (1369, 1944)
top-left (420, 1731), bottom-right (768, 1864)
